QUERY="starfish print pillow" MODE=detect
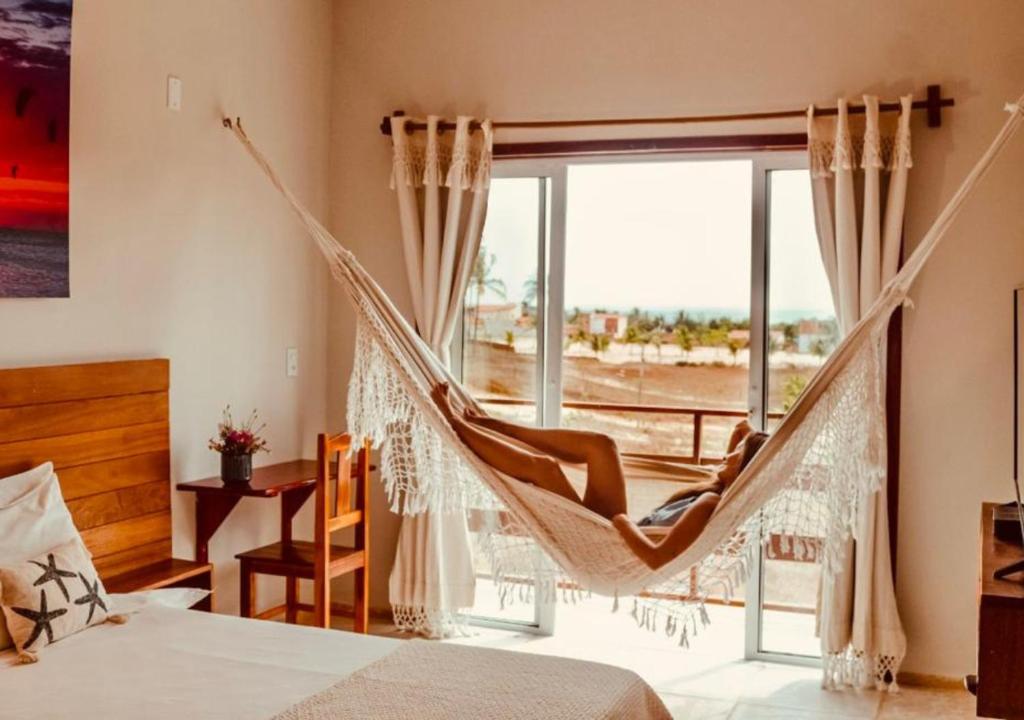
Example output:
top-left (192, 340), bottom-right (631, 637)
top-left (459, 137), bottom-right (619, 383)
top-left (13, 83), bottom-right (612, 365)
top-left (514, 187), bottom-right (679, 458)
top-left (0, 539), bottom-right (118, 663)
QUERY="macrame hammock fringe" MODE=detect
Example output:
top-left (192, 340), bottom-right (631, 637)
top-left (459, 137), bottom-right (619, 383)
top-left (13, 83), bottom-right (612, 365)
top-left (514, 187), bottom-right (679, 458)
top-left (225, 95), bottom-right (1024, 691)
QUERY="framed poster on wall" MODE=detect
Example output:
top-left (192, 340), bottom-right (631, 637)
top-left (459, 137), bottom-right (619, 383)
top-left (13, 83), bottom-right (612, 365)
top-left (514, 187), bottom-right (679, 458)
top-left (0, 0), bottom-right (72, 297)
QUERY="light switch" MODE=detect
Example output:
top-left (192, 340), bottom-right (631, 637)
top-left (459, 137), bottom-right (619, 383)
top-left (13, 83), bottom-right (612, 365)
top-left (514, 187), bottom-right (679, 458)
top-left (286, 348), bottom-right (299, 377)
top-left (167, 75), bottom-right (182, 111)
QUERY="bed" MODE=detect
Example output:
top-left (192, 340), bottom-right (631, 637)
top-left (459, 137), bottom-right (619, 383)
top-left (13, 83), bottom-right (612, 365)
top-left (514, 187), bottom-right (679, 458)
top-left (0, 604), bottom-right (671, 719)
top-left (0, 359), bottom-right (671, 720)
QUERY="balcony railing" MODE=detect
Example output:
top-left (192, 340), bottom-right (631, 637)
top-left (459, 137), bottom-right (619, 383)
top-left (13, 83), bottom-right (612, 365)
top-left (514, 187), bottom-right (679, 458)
top-left (477, 396), bottom-right (785, 464)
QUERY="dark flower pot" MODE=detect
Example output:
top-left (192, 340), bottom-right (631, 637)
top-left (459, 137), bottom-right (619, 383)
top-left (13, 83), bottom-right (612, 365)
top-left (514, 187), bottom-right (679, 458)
top-left (221, 453), bottom-right (253, 484)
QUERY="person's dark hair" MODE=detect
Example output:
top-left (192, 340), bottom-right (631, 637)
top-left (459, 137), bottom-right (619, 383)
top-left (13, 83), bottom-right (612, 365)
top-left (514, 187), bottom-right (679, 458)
top-left (738, 431), bottom-right (769, 473)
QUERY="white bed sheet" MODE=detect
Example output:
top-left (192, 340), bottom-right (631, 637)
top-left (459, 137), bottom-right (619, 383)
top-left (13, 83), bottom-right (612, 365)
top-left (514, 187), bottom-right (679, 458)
top-left (0, 605), bottom-right (399, 720)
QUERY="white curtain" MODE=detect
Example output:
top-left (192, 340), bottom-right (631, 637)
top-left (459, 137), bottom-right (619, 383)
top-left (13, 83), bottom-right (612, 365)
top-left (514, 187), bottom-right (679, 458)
top-left (808, 96), bottom-right (910, 688)
top-left (387, 115), bottom-right (494, 637)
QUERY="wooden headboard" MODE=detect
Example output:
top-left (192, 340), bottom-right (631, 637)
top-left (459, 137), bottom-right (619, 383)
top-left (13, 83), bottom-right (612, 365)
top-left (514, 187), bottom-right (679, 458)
top-left (0, 359), bottom-right (171, 581)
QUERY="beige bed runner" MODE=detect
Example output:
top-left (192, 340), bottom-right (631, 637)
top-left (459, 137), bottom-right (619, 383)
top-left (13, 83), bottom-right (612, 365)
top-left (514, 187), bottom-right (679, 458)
top-left (272, 639), bottom-right (672, 720)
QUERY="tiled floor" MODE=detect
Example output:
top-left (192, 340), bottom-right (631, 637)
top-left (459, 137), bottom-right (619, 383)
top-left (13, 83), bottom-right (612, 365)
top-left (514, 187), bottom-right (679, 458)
top-left (450, 596), bottom-right (977, 719)
top-left (348, 594), bottom-right (978, 719)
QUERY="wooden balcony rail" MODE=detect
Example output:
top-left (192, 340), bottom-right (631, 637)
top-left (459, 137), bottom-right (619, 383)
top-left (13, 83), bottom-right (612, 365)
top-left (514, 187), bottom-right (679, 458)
top-left (476, 396), bottom-right (784, 464)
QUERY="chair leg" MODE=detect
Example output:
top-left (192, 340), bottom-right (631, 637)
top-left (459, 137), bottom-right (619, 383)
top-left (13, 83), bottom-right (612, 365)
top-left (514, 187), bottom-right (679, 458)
top-left (240, 563), bottom-right (256, 619)
top-left (285, 576), bottom-right (299, 624)
top-left (313, 569), bottom-right (330, 629)
top-left (354, 567), bottom-right (368, 634)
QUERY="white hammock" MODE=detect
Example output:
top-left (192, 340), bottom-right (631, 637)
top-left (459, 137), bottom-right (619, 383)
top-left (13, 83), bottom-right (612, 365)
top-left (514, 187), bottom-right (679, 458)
top-left (225, 95), bottom-right (1023, 681)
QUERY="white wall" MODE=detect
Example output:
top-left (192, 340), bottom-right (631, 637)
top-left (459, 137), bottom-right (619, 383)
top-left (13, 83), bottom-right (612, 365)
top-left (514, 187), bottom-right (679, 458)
top-left (0, 0), bottom-right (333, 614)
top-left (328, 0), bottom-right (1024, 677)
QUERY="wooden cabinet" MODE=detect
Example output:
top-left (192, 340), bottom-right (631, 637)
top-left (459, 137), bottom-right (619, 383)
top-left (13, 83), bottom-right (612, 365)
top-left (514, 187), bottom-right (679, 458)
top-left (978, 503), bottom-right (1024, 719)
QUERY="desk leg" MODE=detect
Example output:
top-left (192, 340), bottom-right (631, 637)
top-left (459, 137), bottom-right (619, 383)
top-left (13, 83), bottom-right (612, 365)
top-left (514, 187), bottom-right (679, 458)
top-left (195, 494), bottom-right (242, 565)
top-left (194, 569), bottom-right (214, 613)
top-left (281, 486), bottom-right (315, 623)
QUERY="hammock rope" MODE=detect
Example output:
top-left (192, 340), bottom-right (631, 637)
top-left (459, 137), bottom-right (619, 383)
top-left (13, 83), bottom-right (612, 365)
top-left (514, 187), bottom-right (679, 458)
top-left (224, 95), bottom-right (1023, 687)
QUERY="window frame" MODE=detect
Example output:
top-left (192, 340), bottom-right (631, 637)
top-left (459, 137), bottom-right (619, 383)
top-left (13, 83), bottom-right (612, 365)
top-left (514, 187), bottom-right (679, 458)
top-left (456, 150), bottom-right (823, 666)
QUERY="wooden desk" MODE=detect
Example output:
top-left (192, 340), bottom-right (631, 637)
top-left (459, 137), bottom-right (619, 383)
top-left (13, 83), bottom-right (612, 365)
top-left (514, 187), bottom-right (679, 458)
top-left (978, 502), bottom-right (1024, 719)
top-left (177, 460), bottom-right (320, 565)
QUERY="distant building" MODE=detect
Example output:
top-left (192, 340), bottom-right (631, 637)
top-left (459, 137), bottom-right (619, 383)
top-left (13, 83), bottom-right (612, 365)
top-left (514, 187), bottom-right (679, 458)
top-left (466, 303), bottom-right (519, 339)
top-left (727, 329), bottom-right (750, 344)
top-left (581, 312), bottom-right (628, 338)
top-left (796, 319), bottom-right (832, 354)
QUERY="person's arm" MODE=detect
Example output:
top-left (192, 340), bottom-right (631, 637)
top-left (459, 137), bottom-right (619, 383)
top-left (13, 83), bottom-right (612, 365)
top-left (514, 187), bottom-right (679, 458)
top-left (662, 478), bottom-right (724, 505)
top-left (612, 492), bottom-right (720, 570)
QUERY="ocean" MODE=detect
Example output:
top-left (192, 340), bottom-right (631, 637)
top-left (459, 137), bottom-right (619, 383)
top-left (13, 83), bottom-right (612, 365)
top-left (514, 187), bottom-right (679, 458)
top-left (0, 227), bottom-right (69, 298)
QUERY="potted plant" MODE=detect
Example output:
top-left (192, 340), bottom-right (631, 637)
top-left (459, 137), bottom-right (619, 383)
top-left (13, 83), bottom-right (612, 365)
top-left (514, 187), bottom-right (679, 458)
top-left (209, 406), bottom-right (269, 483)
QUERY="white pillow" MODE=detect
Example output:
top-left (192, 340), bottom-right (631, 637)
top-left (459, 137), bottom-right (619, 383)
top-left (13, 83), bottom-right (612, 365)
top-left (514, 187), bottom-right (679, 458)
top-left (0, 463), bottom-right (82, 651)
top-left (110, 588), bottom-right (211, 614)
top-left (0, 462), bottom-right (54, 507)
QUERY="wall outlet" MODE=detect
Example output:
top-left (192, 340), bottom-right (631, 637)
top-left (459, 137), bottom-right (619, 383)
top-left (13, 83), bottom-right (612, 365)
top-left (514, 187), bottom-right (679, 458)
top-left (167, 75), bottom-right (182, 111)
top-left (286, 347), bottom-right (299, 377)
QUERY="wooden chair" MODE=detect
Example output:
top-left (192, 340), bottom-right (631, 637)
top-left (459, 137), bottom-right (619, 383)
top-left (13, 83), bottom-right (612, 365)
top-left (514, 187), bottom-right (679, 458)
top-left (236, 433), bottom-right (371, 631)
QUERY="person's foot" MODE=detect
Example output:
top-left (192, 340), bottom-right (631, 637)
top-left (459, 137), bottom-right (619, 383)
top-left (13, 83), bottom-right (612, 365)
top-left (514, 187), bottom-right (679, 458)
top-left (431, 382), bottom-right (455, 422)
top-left (463, 406), bottom-right (487, 424)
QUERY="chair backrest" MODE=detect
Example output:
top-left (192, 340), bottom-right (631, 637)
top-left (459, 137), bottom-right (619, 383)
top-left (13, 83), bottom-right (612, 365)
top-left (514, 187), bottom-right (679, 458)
top-left (314, 433), bottom-right (370, 553)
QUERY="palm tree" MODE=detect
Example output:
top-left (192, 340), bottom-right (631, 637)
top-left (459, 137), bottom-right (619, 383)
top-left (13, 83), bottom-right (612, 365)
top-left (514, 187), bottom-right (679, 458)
top-left (468, 246), bottom-right (506, 341)
top-left (782, 374), bottom-right (808, 412)
top-left (650, 332), bottom-right (664, 367)
top-left (567, 326), bottom-right (589, 351)
top-left (522, 277), bottom-right (537, 306)
top-left (727, 337), bottom-right (745, 366)
top-left (810, 337), bottom-right (829, 360)
top-left (624, 324), bottom-right (653, 402)
top-left (589, 332), bottom-right (610, 358)
top-left (675, 326), bottom-right (694, 361)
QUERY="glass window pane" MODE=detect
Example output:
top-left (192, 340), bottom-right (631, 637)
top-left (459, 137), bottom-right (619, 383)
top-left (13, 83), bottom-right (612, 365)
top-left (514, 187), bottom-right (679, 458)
top-left (461, 176), bottom-right (545, 626)
top-left (561, 160), bottom-right (753, 524)
top-left (462, 177), bottom-right (544, 426)
top-left (760, 167), bottom-right (836, 658)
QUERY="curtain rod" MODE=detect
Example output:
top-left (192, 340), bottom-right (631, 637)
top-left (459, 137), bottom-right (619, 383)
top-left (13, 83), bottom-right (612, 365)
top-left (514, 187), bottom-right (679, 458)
top-left (379, 84), bottom-right (952, 136)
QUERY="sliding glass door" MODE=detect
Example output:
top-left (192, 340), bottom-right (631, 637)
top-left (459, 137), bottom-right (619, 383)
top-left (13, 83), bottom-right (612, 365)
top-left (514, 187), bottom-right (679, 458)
top-left (746, 164), bottom-right (835, 662)
top-left (453, 175), bottom-right (556, 632)
top-left (456, 153), bottom-right (835, 660)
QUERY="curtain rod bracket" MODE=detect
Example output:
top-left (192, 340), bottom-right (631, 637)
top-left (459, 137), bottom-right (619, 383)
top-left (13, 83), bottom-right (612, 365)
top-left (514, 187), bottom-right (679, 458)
top-left (926, 84), bottom-right (943, 128)
top-left (379, 110), bottom-right (407, 136)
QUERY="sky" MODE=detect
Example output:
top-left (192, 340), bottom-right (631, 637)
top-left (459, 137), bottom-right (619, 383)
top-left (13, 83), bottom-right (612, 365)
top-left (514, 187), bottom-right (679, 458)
top-left (0, 0), bottom-right (72, 232)
top-left (477, 160), bottom-right (835, 319)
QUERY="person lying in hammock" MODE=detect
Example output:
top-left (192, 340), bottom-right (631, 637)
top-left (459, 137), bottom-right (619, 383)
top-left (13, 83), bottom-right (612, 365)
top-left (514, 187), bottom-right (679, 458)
top-left (431, 383), bottom-right (767, 570)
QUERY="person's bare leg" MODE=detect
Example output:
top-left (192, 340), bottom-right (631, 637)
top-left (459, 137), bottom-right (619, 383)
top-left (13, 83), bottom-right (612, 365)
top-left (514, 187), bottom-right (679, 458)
top-left (612, 492), bottom-right (720, 570)
top-left (463, 406), bottom-right (627, 518)
top-left (463, 408), bottom-right (604, 463)
top-left (431, 385), bottom-right (580, 505)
